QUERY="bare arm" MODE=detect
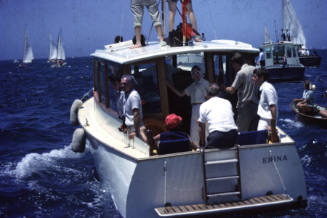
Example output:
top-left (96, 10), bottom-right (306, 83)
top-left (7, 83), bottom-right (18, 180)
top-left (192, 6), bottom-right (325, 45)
top-left (225, 86), bottom-right (236, 94)
top-left (269, 105), bottom-right (279, 142)
top-left (166, 81), bottom-right (186, 97)
top-left (198, 121), bottom-right (206, 147)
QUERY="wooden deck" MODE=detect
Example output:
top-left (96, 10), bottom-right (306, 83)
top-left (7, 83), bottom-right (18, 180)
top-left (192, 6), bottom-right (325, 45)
top-left (155, 194), bottom-right (293, 217)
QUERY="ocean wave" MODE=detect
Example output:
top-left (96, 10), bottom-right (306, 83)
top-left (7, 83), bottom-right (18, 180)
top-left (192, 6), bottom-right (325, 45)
top-left (13, 145), bottom-right (86, 179)
top-left (279, 118), bottom-right (304, 129)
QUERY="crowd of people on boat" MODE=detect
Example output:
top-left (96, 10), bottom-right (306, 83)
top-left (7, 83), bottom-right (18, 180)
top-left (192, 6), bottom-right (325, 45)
top-left (111, 50), bottom-right (281, 155)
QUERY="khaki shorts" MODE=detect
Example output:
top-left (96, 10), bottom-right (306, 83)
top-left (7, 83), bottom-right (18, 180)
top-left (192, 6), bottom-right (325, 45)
top-left (131, 0), bottom-right (161, 27)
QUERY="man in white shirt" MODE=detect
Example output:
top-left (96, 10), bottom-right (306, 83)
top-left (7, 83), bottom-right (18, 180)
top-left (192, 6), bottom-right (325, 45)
top-left (198, 84), bottom-right (238, 148)
top-left (252, 68), bottom-right (279, 143)
top-left (121, 74), bottom-right (147, 142)
top-left (167, 65), bottom-right (209, 145)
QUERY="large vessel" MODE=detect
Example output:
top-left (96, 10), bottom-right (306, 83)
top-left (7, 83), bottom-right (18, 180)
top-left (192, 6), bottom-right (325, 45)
top-left (70, 39), bottom-right (307, 218)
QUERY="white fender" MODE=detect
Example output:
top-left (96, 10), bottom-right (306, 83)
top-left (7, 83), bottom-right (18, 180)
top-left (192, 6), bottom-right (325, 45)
top-left (71, 128), bottom-right (86, 153)
top-left (70, 99), bottom-right (83, 125)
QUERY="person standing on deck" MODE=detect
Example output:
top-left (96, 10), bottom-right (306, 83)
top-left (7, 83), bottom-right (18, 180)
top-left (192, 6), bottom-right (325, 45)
top-left (167, 0), bottom-right (202, 42)
top-left (130, 0), bottom-right (166, 48)
top-left (225, 52), bottom-right (259, 132)
top-left (166, 65), bottom-right (209, 145)
top-left (120, 74), bottom-right (147, 142)
top-left (252, 68), bottom-right (279, 143)
top-left (198, 84), bottom-right (238, 149)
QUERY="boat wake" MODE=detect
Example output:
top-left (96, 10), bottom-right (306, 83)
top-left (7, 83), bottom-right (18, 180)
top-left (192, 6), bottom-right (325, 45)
top-left (279, 118), bottom-right (304, 129)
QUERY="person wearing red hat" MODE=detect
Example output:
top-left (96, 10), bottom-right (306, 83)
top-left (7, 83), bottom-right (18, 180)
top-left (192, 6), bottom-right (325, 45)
top-left (153, 113), bottom-right (196, 155)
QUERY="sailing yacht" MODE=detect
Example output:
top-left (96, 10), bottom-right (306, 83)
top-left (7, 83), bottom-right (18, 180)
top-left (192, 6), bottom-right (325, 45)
top-left (51, 32), bottom-right (66, 67)
top-left (259, 0), bottom-right (305, 81)
top-left (20, 28), bottom-right (34, 66)
top-left (48, 34), bottom-right (57, 63)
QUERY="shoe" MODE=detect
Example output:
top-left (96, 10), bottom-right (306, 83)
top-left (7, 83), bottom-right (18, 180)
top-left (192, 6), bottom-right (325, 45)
top-left (160, 40), bottom-right (167, 47)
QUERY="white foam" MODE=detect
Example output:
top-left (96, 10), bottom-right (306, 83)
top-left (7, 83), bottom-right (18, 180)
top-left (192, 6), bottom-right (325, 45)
top-left (279, 118), bottom-right (304, 129)
top-left (13, 145), bottom-right (85, 179)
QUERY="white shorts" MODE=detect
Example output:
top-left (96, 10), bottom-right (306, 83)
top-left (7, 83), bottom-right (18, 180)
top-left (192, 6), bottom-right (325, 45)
top-left (131, 0), bottom-right (161, 27)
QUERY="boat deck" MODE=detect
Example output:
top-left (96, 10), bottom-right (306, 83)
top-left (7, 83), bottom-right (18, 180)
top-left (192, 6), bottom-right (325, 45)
top-left (155, 194), bottom-right (293, 217)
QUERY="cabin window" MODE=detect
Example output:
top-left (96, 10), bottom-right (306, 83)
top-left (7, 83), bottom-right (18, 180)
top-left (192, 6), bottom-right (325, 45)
top-left (131, 63), bottom-right (161, 114)
top-left (107, 64), bottom-right (124, 112)
top-left (265, 47), bottom-right (272, 59)
top-left (292, 47), bottom-right (297, 57)
top-left (273, 45), bottom-right (285, 64)
top-left (287, 46), bottom-right (292, 58)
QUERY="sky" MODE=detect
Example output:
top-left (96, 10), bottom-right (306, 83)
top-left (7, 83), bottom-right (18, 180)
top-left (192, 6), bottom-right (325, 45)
top-left (0, 0), bottom-right (327, 61)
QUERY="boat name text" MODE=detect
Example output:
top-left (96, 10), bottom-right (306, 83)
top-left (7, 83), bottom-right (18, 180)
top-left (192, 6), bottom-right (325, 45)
top-left (262, 155), bottom-right (288, 164)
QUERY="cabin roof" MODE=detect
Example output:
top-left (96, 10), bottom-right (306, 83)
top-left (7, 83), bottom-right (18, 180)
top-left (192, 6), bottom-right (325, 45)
top-left (91, 39), bottom-right (259, 65)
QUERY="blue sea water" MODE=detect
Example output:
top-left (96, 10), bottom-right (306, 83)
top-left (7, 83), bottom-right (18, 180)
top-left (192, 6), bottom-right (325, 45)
top-left (0, 51), bottom-right (327, 218)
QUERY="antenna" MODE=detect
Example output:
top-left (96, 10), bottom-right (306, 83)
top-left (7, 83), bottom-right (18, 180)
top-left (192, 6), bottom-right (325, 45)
top-left (274, 19), bottom-right (278, 42)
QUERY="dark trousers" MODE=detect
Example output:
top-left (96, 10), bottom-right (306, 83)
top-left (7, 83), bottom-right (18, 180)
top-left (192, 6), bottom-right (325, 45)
top-left (206, 129), bottom-right (238, 149)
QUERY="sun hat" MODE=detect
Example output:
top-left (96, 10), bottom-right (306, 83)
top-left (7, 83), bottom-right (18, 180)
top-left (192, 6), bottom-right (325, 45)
top-left (165, 113), bottom-right (182, 130)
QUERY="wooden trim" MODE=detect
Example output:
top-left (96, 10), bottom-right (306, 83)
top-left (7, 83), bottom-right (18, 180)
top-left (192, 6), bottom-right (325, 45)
top-left (205, 53), bottom-right (215, 83)
top-left (157, 57), bottom-right (169, 117)
top-left (97, 61), bottom-right (102, 102)
top-left (104, 63), bottom-right (109, 108)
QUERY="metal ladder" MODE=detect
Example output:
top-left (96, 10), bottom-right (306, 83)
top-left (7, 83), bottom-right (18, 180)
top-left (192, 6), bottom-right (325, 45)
top-left (201, 146), bottom-right (242, 204)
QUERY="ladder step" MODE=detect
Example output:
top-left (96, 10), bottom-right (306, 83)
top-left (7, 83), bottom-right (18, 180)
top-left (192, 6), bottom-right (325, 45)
top-left (205, 159), bottom-right (238, 165)
top-left (207, 191), bottom-right (240, 198)
top-left (155, 194), bottom-right (294, 217)
top-left (206, 175), bottom-right (239, 182)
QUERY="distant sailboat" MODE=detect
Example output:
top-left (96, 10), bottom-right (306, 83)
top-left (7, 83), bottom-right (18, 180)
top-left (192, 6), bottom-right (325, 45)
top-left (282, 0), bottom-right (321, 66)
top-left (51, 31), bottom-right (66, 67)
top-left (22, 28), bottom-right (34, 65)
top-left (48, 34), bottom-right (57, 62)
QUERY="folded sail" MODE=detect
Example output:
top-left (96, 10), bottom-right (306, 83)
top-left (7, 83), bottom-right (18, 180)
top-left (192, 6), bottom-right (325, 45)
top-left (264, 26), bottom-right (271, 44)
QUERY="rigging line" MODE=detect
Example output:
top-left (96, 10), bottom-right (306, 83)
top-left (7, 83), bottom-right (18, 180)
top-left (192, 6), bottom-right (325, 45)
top-left (269, 149), bottom-right (287, 193)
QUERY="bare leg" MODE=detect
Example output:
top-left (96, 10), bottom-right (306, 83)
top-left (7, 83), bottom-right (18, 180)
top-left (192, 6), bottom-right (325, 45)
top-left (168, 1), bottom-right (177, 32)
top-left (186, 2), bottom-right (198, 32)
top-left (319, 110), bottom-right (327, 118)
top-left (131, 26), bottom-right (142, 49)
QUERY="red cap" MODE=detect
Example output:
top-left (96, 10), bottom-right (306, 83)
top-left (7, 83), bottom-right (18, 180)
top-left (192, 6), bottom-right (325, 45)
top-left (165, 113), bottom-right (182, 130)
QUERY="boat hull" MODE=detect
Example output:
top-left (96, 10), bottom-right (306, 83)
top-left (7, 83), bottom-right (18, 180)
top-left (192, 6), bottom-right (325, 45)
top-left (266, 65), bottom-right (305, 82)
top-left (299, 56), bottom-right (321, 67)
top-left (290, 100), bottom-right (327, 128)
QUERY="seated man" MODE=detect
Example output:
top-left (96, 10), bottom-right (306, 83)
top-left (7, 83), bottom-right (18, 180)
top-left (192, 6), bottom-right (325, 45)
top-left (198, 84), bottom-right (238, 149)
top-left (294, 80), bottom-right (314, 112)
top-left (153, 113), bottom-right (196, 155)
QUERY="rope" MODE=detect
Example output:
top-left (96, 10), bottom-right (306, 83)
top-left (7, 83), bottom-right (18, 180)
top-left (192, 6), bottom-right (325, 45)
top-left (163, 160), bottom-right (167, 204)
top-left (269, 149), bottom-right (287, 193)
top-left (81, 88), bottom-right (93, 102)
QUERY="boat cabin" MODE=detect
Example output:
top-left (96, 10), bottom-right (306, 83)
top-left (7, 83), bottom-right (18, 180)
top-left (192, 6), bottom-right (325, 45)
top-left (91, 40), bottom-right (258, 137)
top-left (261, 42), bottom-right (300, 67)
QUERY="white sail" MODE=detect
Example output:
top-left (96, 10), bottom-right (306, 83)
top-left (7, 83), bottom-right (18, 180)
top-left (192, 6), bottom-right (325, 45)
top-left (48, 34), bottom-right (57, 61)
top-left (264, 26), bottom-right (271, 44)
top-left (282, 0), bottom-right (306, 47)
top-left (23, 29), bottom-right (34, 64)
top-left (56, 33), bottom-right (65, 61)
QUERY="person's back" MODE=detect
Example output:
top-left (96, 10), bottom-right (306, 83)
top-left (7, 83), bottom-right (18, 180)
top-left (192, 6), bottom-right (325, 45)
top-left (158, 131), bottom-right (190, 155)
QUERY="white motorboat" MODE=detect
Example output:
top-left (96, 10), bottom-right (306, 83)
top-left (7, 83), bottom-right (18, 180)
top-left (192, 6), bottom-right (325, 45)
top-left (70, 39), bottom-right (307, 218)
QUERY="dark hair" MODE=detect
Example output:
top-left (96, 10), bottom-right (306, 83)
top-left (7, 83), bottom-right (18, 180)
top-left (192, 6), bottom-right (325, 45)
top-left (304, 80), bottom-right (311, 90)
top-left (231, 52), bottom-right (244, 66)
top-left (207, 83), bottom-right (220, 97)
top-left (253, 67), bottom-right (269, 81)
top-left (191, 65), bottom-right (201, 73)
top-left (121, 74), bottom-right (137, 86)
top-left (114, 35), bottom-right (123, 43)
top-left (132, 34), bottom-right (146, 46)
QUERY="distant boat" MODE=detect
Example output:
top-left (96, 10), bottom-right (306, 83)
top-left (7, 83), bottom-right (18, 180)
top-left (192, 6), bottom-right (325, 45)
top-left (51, 32), bottom-right (66, 68)
top-left (48, 34), bottom-right (57, 63)
top-left (260, 0), bottom-right (305, 81)
top-left (20, 28), bottom-right (34, 66)
top-left (283, 0), bottom-right (321, 67)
